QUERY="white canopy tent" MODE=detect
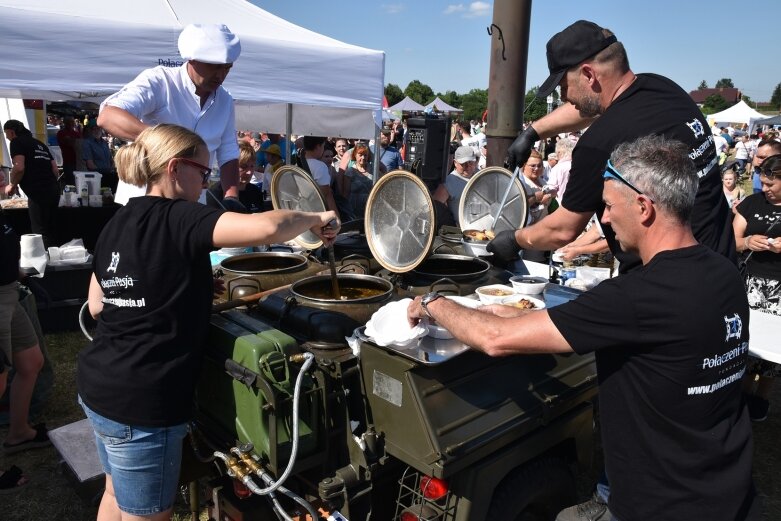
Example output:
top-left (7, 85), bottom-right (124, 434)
top-left (0, 0), bottom-right (385, 139)
top-left (424, 96), bottom-right (462, 114)
top-left (708, 100), bottom-right (767, 128)
top-left (388, 96), bottom-right (425, 112)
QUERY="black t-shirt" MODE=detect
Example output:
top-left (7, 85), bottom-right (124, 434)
top-left (207, 183), bottom-right (264, 213)
top-left (0, 212), bottom-right (20, 285)
top-left (548, 245), bottom-right (754, 521)
top-left (9, 134), bottom-right (58, 196)
top-left (562, 74), bottom-right (735, 273)
top-left (736, 192), bottom-right (781, 280)
top-left (77, 197), bottom-right (224, 427)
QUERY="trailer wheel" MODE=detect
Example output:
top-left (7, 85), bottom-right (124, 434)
top-left (484, 457), bottom-right (576, 521)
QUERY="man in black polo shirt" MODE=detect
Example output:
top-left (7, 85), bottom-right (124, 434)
top-left (3, 120), bottom-right (60, 248)
top-left (409, 135), bottom-right (757, 521)
top-left (488, 20), bottom-right (735, 274)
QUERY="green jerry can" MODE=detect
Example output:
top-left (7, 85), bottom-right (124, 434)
top-left (195, 314), bottom-right (320, 474)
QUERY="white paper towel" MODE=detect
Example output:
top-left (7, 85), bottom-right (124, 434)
top-left (19, 234), bottom-right (47, 275)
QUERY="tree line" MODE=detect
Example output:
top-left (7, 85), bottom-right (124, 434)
top-left (386, 78), bottom-right (781, 124)
top-left (385, 81), bottom-right (556, 123)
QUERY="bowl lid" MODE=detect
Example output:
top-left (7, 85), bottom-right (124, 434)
top-left (270, 165), bottom-right (326, 249)
top-left (365, 170), bottom-right (435, 273)
top-left (458, 166), bottom-right (528, 233)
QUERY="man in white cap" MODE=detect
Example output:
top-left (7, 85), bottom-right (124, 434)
top-left (98, 24), bottom-right (242, 207)
top-left (432, 145), bottom-right (477, 225)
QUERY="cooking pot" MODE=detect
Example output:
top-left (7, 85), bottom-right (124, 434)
top-left (289, 274), bottom-right (394, 323)
top-left (218, 252), bottom-right (322, 300)
top-left (411, 254), bottom-right (491, 283)
top-left (332, 219), bottom-right (372, 260)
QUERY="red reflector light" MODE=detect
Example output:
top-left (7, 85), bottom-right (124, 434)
top-left (419, 475), bottom-right (448, 500)
top-left (232, 479), bottom-right (253, 499)
top-left (400, 512), bottom-right (419, 521)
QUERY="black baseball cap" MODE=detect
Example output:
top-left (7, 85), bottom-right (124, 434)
top-left (536, 20), bottom-right (618, 98)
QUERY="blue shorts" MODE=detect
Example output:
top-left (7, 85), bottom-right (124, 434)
top-left (79, 397), bottom-right (188, 516)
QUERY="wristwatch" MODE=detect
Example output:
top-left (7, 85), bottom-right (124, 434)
top-left (420, 292), bottom-right (444, 319)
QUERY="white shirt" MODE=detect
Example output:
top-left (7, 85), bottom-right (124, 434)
top-left (461, 132), bottom-right (486, 158)
top-left (306, 158), bottom-right (331, 186)
top-left (547, 159), bottom-right (572, 203)
top-left (102, 64), bottom-right (240, 204)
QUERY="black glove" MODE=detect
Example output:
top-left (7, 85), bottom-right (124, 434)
top-left (486, 229), bottom-right (522, 265)
top-left (506, 126), bottom-right (540, 171)
top-left (222, 196), bottom-right (249, 213)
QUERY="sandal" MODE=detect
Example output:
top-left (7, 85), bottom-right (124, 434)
top-left (0, 465), bottom-right (29, 494)
top-left (3, 423), bottom-right (51, 455)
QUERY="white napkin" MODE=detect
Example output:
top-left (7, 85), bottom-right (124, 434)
top-left (364, 298), bottom-right (428, 347)
top-left (19, 234), bottom-right (47, 276)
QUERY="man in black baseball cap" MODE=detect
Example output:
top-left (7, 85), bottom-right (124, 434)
top-left (487, 18), bottom-right (739, 519)
top-left (536, 20), bottom-right (617, 99)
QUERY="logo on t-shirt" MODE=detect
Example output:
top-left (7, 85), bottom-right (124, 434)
top-left (107, 251), bottom-right (120, 273)
top-left (686, 118), bottom-right (705, 139)
top-left (724, 313), bottom-right (743, 342)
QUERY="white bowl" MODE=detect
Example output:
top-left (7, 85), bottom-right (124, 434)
top-left (426, 322), bottom-right (454, 339)
top-left (500, 294), bottom-right (546, 310)
top-left (475, 284), bottom-right (516, 304)
top-left (509, 275), bottom-right (548, 295)
top-left (461, 238), bottom-right (492, 258)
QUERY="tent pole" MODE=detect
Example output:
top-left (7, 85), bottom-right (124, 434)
top-left (372, 122), bottom-right (380, 183)
top-left (285, 103), bottom-right (293, 165)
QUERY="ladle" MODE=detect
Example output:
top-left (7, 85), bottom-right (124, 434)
top-left (326, 219), bottom-right (341, 299)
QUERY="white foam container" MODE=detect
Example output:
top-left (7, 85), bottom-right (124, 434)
top-left (74, 171), bottom-right (102, 198)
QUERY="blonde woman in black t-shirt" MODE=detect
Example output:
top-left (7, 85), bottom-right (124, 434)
top-left (734, 154), bottom-right (781, 422)
top-left (76, 124), bottom-right (338, 521)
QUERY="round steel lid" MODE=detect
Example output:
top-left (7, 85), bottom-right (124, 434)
top-left (365, 170), bottom-right (435, 273)
top-left (270, 165), bottom-right (326, 249)
top-left (458, 166), bottom-right (527, 233)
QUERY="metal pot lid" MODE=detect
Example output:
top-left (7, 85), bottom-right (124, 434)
top-left (365, 171), bottom-right (435, 273)
top-left (458, 166), bottom-right (527, 233)
top-left (270, 165), bottom-right (326, 249)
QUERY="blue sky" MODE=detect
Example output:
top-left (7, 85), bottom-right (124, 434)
top-left (253, 0), bottom-right (780, 104)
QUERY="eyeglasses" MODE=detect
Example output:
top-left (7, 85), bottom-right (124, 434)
top-left (526, 163), bottom-right (542, 169)
top-left (176, 157), bottom-right (211, 183)
top-left (603, 160), bottom-right (653, 201)
top-left (760, 166), bottom-right (781, 179)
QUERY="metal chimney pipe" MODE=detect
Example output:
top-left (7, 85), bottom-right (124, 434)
top-left (485, 0), bottom-right (532, 167)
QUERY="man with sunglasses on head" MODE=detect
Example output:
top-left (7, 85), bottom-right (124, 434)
top-left (487, 20), bottom-right (734, 275)
top-left (98, 24), bottom-right (242, 210)
top-left (409, 135), bottom-right (758, 521)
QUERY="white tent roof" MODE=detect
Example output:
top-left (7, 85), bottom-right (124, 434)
top-left (0, 0), bottom-right (385, 137)
top-left (708, 100), bottom-right (767, 125)
top-left (424, 96), bottom-right (462, 113)
top-left (388, 96), bottom-right (425, 112)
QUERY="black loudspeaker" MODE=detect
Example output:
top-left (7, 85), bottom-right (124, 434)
top-left (404, 116), bottom-right (450, 184)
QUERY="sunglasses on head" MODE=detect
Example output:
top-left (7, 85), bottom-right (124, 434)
top-left (603, 160), bottom-right (654, 202)
top-left (760, 166), bottom-right (781, 179)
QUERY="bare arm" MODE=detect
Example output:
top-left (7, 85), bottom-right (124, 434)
top-left (50, 159), bottom-right (59, 178)
top-left (9, 154), bottom-right (24, 185)
top-left (733, 211), bottom-right (776, 254)
top-left (407, 297), bottom-right (572, 356)
top-left (213, 209), bottom-right (338, 248)
top-left (530, 103), bottom-right (598, 140)
top-left (516, 206), bottom-right (593, 251)
top-left (219, 158), bottom-right (239, 199)
top-left (88, 274), bottom-right (104, 319)
top-left (319, 184), bottom-right (341, 219)
top-left (97, 106), bottom-right (148, 142)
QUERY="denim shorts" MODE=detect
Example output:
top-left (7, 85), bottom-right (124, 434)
top-left (79, 396), bottom-right (188, 516)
